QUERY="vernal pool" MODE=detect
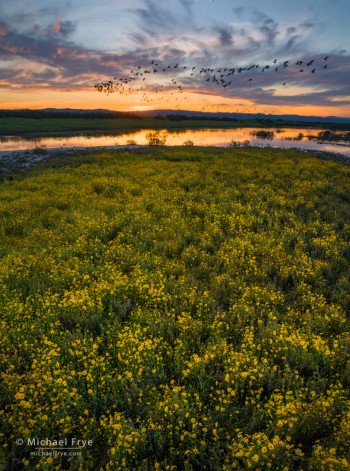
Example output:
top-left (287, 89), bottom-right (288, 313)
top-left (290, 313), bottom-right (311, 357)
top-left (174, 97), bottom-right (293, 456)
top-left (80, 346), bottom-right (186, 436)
top-left (1, 127), bottom-right (350, 157)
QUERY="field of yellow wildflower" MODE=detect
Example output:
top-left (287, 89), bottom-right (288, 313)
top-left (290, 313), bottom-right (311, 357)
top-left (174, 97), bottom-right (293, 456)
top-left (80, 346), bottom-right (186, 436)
top-left (1, 146), bottom-right (350, 470)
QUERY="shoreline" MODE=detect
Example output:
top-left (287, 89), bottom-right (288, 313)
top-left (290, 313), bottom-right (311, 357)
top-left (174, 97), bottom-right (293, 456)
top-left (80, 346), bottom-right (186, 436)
top-left (2, 121), bottom-right (347, 137)
top-left (1, 144), bottom-right (349, 178)
top-left (0, 145), bottom-right (143, 175)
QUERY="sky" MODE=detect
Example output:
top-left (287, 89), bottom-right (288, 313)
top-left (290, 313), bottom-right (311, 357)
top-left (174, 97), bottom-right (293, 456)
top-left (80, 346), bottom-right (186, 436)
top-left (0, 0), bottom-right (349, 117)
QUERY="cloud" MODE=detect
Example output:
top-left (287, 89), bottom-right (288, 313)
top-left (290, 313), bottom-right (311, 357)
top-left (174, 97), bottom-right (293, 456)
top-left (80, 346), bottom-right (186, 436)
top-left (32, 19), bottom-right (77, 39)
top-left (0, 20), bottom-right (139, 90)
top-left (250, 11), bottom-right (280, 45)
top-left (127, 32), bottom-right (149, 46)
top-left (177, 0), bottom-right (194, 14)
top-left (132, 0), bottom-right (178, 38)
top-left (283, 35), bottom-right (302, 53)
top-left (299, 19), bottom-right (316, 30)
top-left (56, 20), bottom-right (76, 37)
top-left (233, 7), bottom-right (245, 17)
top-left (207, 54), bottom-right (350, 109)
top-left (0, 21), bottom-right (11, 37)
top-left (260, 20), bottom-right (279, 44)
top-left (130, 0), bottom-right (199, 41)
top-left (214, 26), bottom-right (234, 48)
top-left (0, 1), bottom-right (347, 116)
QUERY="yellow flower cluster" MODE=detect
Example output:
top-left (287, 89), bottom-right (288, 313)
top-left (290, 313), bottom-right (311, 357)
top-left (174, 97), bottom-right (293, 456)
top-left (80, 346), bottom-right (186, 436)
top-left (0, 147), bottom-right (350, 469)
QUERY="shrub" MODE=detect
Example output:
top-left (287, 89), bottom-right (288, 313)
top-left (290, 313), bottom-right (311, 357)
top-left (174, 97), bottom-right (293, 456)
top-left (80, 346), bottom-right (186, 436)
top-left (32, 144), bottom-right (48, 155)
top-left (228, 139), bottom-right (250, 147)
top-left (126, 139), bottom-right (137, 146)
top-left (146, 131), bottom-right (168, 145)
top-left (251, 130), bottom-right (274, 139)
top-left (183, 140), bottom-right (194, 146)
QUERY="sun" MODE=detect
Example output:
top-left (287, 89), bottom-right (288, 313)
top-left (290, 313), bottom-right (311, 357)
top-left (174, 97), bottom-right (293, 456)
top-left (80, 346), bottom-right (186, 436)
top-left (129, 105), bottom-right (154, 112)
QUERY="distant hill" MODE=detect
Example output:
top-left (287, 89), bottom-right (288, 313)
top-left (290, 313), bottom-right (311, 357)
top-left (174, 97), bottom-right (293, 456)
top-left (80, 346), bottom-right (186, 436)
top-left (42, 108), bottom-right (112, 114)
top-left (1, 108), bottom-right (349, 124)
top-left (136, 109), bottom-right (350, 124)
top-left (0, 108), bottom-right (144, 120)
top-left (42, 108), bottom-right (350, 124)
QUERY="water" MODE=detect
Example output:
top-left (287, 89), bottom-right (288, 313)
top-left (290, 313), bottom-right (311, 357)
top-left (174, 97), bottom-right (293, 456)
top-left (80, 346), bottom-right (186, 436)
top-left (1, 127), bottom-right (350, 157)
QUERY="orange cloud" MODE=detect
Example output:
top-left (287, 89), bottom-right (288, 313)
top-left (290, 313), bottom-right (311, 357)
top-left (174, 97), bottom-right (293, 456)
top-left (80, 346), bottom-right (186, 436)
top-left (3, 44), bottom-right (24, 54)
top-left (53, 20), bottom-right (61, 34)
top-left (101, 60), bottom-right (122, 67)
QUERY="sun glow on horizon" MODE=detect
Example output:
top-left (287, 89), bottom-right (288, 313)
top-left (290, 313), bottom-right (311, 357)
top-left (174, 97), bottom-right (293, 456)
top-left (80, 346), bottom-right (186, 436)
top-left (1, 86), bottom-right (350, 118)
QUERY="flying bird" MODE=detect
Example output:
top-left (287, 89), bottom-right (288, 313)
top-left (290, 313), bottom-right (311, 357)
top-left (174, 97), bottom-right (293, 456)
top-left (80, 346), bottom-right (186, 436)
top-left (95, 54), bottom-right (331, 103)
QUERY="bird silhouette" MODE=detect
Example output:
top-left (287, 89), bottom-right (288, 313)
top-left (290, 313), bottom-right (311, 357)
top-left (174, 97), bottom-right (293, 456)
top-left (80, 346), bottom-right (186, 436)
top-left (95, 54), bottom-right (331, 105)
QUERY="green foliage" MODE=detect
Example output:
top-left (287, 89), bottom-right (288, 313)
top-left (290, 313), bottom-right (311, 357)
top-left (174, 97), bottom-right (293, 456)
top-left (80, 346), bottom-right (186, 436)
top-left (2, 114), bottom-right (349, 137)
top-left (0, 147), bottom-right (350, 470)
top-left (316, 130), bottom-right (350, 142)
top-left (183, 140), bottom-right (194, 146)
top-left (251, 130), bottom-right (275, 139)
top-left (146, 131), bottom-right (168, 145)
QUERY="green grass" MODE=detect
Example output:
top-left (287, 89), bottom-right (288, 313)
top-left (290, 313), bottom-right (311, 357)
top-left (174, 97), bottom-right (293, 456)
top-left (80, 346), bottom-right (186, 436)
top-left (0, 117), bottom-right (163, 135)
top-left (1, 116), bottom-right (343, 136)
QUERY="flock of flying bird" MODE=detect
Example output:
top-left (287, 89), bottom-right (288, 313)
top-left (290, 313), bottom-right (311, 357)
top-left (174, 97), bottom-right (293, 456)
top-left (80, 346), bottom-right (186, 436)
top-left (95, 55), bottom-right (330, 109)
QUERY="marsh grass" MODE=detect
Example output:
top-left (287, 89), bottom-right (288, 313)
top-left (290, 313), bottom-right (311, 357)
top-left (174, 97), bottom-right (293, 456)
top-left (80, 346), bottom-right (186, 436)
top-left (3, 114), bottom-right (348, 137)
top-left (251, 130), bottom-right (275, 139)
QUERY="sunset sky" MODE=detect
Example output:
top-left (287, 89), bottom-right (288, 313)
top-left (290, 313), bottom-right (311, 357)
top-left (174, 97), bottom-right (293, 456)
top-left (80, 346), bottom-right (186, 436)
top-left (0, 0), bottom-right (349, 117)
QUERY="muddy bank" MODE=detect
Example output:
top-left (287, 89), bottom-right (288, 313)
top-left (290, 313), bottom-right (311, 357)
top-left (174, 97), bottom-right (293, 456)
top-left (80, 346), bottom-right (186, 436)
top-left (0, 145), bottom-right (144, 175)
